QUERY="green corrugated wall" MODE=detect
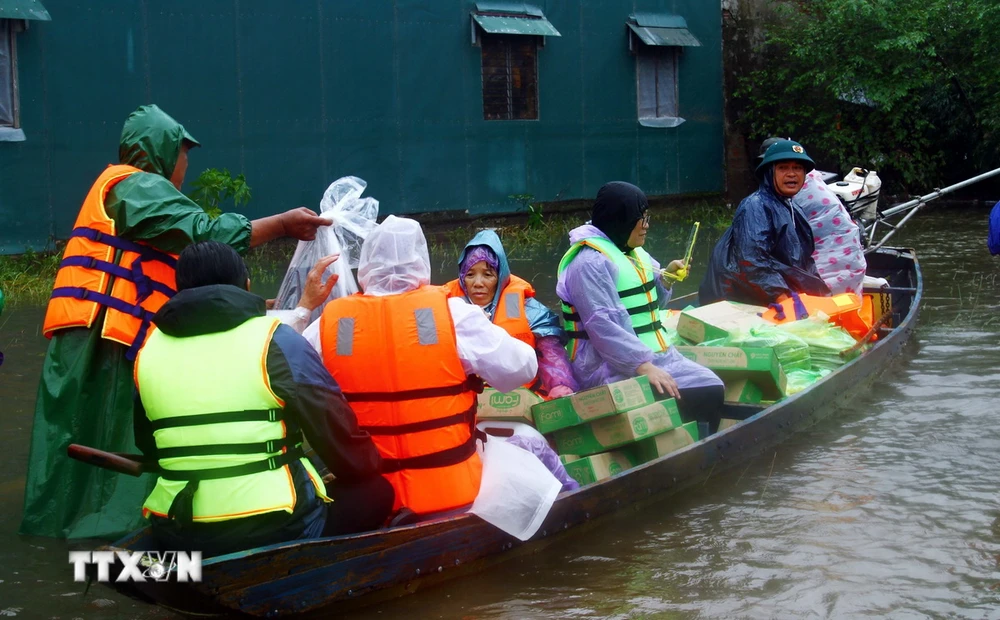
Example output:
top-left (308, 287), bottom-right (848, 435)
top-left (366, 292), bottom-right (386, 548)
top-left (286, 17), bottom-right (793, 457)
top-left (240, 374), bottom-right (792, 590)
top-left (0, 0), bottom-right (722, 253)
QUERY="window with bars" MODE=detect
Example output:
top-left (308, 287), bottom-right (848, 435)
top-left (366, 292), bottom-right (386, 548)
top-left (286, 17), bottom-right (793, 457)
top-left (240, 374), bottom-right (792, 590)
top-left (0, 20), bottom-right (17, 128)
top-left (480, 34), bottom-right (538, 121)
top-left (636, 46), bottom-right (678, 120)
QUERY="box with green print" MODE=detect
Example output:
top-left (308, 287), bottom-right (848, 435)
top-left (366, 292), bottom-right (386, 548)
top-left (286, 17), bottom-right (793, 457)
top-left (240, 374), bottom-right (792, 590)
top-left (561, 450), bottom-right (638, 487)
top-left (551, 399), bottom-right (683, 456)
top-left (530, 376), bottom-right (655, 434)
top-left (476, 388), bottom-right (542, 424)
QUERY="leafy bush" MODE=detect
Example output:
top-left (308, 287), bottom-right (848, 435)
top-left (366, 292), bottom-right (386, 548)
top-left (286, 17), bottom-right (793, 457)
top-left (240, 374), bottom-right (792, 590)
top-left (186, 169), bottom-right (252, 218)
top-left (734, 0), bottom-right (1000, 193)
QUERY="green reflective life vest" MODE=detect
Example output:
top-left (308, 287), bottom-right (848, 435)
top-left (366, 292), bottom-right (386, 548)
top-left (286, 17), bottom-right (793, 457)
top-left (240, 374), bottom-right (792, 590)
top-left (558, 236), bottom-right (669, 360)
top-left (135, 315), bottom-right (328, 523)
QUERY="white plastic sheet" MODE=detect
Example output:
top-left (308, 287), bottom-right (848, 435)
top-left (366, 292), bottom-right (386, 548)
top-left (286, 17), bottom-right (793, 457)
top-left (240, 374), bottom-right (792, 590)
top-left (469, 437), bottom-right (561, 541)
top-left (273, 177), bottom-right (379, 321)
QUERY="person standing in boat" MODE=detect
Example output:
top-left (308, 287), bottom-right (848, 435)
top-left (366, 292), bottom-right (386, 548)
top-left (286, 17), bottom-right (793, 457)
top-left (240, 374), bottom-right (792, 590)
top-left (443, 229), bottom-right (578, 399)
top-left (700, 139), bottom-right (832, 306)
top-left (133, 241), bottom-right (393, 557)
top-left (557, 182), bottom-right (724, 434)
top-left (304, 216), bottom-right (537, 518)
top-left (20, 104), bottom-right (334, 540)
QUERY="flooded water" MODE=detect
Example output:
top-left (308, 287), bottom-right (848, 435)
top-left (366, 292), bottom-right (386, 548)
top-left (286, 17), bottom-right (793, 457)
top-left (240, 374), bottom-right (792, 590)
top-left (1, 207), bottom-right (999, 618)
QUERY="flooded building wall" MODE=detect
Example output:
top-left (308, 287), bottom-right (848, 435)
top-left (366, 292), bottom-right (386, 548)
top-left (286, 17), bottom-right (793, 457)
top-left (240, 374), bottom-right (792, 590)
top-left (0, 0), bottom-right (723, 253)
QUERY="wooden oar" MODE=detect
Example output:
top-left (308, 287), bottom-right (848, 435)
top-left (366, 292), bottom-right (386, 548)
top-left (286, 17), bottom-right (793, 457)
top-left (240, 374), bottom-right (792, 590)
top-left (67, 444), bottom-right (149, 477)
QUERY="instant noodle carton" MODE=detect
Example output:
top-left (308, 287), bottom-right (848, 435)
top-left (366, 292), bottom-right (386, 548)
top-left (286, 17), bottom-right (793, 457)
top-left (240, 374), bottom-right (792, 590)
top-left (476, 388), bottom-right (542, 424)
top-left (674, 345), bottom-right (787, 400)
top-left (562, 450), bottom-right (638, 486)
top-left (626, 421), bottom-right (699, 463)
top-left (552, 399), bottom-right (682, 456)
top-left (531, 376), bottom-right (655, 434)
top-left (723, 377), bottom-right (764, 404)
top-left (676, 301), bottom-right (768, 344)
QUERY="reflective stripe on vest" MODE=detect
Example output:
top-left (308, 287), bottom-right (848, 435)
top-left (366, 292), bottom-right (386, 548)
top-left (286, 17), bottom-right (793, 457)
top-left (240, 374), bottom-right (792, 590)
top-left (135, 315), bottom-right (329, 523)
top-left (557, 237), bottom-right (669, 360)
top-left (42, 165), bottom-right (178, 360)
top-left (320, 286), bottom-right (482, 515)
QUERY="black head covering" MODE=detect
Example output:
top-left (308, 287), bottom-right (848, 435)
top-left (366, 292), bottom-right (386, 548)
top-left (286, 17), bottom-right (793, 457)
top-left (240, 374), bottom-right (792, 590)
top-left (591, 181), bottom-right (649, 252)
top-left (176, 240), bottom-right (250, 291)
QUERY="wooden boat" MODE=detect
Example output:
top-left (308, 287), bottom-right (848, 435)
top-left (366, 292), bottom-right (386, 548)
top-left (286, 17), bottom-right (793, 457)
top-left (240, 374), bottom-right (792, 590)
top-left (95, 247), bottom-right (922, 618)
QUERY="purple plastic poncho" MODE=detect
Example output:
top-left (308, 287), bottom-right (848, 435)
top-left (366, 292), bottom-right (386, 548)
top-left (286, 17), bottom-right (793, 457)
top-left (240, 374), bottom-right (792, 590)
top-left (555, 224), bottom-right (723, 391)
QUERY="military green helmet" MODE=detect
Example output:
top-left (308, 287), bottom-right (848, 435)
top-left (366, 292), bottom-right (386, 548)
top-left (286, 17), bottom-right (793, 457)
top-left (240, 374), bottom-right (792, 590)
top-left (755, 139), bottom-right (815, 176)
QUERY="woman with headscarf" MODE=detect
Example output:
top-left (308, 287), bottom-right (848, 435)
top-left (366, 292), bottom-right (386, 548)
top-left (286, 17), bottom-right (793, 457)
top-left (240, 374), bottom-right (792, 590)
top-left (700, 139), bottom-right (831, 306)
top-left (444, 230), bottom-right (578, 399)
top-left (556, 182), bottom-right (724, 434)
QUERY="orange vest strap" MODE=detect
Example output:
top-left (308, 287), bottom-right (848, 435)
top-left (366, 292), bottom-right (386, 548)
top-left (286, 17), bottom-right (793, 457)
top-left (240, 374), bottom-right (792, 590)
top-left (344, 375), bottom-right (483, 403)
top-left (379, 434), bottom-right (478, 474)
top-left (360, 403), bottom-right (474, 436)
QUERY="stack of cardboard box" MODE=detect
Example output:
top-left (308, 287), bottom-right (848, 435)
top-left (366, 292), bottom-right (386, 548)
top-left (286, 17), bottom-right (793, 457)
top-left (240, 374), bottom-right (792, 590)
top-left (529, 377), bottom-right (699, 487)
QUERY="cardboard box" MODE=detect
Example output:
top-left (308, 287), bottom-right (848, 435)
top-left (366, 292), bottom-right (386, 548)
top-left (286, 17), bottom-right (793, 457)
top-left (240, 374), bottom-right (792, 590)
top-left (476, 388), bottom-right (543, 424)
top-left (675, 346), bottom-right (787, 400)
top-left (559, 454), bottom-right (580, 465)
top-left (724, 377), bottom-right (764, 404)
top-left (718, 418), bottom-right (741, 431)
top-left (627, 421), bottom-right (699, 463)
top-left (531, 376), bottom-right (655, 434)
top-left (677, 301), bottom-right (768, 344)
top-left (562, 450), bottom-right (637, 486)
top-left (552, 399), bottom-right (683, 456)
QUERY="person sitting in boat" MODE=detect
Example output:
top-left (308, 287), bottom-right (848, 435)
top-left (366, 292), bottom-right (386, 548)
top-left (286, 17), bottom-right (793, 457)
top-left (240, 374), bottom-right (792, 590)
top-left (557, 182), bottom-right (724, 433)
top-left (443, 229), bottom-right (579, 399)
top-left (133, 241), bottom-right (394, 557)
top-left (303, 215), bottom-right (537, 518)
top-left (750, 137), bottom-right (867, 296)
top-left (700, 139), bottom-right (832, 307)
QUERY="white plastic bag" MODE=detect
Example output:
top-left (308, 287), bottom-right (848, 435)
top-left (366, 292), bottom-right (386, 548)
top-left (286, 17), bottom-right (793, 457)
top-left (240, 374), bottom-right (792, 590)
top-left (469, 437), bottom-right (561, 541)
top-left (273, 177), bottom-right (379, 322)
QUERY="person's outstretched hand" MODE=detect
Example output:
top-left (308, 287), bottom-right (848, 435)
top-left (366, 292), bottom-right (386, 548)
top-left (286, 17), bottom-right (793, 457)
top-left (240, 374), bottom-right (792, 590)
top-left (299, 254), bottom-right (341, 311)
top-left (636, 361), bottom-right (680, 400)
top-left (281, 207), bottom-right (333, 241)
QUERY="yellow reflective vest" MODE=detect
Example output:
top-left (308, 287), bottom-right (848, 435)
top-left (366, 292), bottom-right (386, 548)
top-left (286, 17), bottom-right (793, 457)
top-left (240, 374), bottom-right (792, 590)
top-left (134, 315), bottom-right (328, 523)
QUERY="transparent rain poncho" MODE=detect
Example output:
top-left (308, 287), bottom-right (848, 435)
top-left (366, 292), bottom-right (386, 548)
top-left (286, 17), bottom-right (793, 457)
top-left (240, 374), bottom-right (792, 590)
top-left (357, 214), bottom-right (431, 296)
top-left (273, 176), bottom-right (379, 320)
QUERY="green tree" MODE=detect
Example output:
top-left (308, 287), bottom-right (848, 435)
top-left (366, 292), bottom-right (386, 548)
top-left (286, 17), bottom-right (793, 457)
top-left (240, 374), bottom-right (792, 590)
top-left (186, 168), bottom-right (252, 219)
top-left (735, 0), bottom-right (1000, 192)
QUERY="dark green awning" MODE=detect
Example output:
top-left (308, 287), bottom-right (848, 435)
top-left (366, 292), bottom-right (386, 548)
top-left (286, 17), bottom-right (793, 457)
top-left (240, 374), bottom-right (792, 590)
top-left (472, 2), bottom-right (560, 38)
top-left (0, 0), bottom-right (51, 21)
top-left (628, 12), bottom-right (699, 47)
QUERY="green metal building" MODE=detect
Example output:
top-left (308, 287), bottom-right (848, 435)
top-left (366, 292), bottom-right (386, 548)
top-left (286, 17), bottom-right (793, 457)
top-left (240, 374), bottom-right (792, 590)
top-left (0, 0), bottom-right (722, 253)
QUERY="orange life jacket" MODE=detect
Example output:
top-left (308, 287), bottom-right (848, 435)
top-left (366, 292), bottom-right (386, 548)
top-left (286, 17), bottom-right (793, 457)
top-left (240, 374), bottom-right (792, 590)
top-left (443, 275), bottom-right (538, 392)
top-left (320, 286), bottom-right (483, 515)
top-left (443, 276), bottom-right (536, 347)
top-left (760, 292), bottom-right (875, 341)
top-left (42, 164), bottom-right (178, 359)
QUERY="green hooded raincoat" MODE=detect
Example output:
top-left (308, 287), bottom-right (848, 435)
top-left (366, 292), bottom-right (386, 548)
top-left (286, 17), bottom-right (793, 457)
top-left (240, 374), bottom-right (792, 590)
top-left (20, 105), bottom-right (252, 539)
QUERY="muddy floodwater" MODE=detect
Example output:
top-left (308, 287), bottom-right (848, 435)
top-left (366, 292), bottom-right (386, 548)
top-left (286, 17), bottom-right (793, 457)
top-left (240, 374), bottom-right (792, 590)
top-left (0, 206), bottom-right (998, 618)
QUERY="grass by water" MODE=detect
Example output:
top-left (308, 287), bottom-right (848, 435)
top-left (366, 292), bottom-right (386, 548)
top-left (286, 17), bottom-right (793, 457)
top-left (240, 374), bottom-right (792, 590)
top-left (0, 200), bottom-right (731, 307)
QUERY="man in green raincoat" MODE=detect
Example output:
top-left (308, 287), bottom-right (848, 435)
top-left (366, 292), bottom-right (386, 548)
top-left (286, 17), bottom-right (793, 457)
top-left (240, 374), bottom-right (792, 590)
top-left (20, 104), bottom-right (332, 539)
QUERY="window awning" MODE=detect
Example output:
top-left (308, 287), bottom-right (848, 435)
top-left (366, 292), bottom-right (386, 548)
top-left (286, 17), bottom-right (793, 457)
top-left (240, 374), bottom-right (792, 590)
top-left (472, 2), bottom-right (561, 38)
top-left (628, 13), bottom-right (699, 47)
top-left (0, 0), bottom-right (51, 21)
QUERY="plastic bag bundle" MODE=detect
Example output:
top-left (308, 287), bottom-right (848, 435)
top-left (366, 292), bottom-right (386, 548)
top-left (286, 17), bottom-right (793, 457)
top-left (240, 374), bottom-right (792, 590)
top-left (273, 177), bottom-right (379, 322)
top-left (784, 368), bottom-right (831, 395)
top-left (469, 437), bottom-right (561, 541)
top-left (775, 317), bottom-right (860, 370)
